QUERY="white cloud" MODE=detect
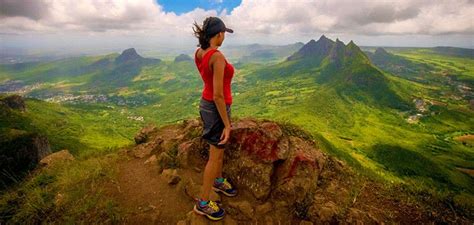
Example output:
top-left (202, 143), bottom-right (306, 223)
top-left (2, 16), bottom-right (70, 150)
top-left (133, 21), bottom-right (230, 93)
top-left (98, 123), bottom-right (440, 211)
top-left (228, 0), bottom-right (474, 36)
top-left (0, 0), bottom-right (473, 48)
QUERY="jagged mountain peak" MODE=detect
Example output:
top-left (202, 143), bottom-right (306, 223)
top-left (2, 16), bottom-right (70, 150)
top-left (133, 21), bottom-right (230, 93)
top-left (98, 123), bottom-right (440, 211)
top-left (346, 40), bottom-right (359, 49)
top-left (115, 48), bottom-right (144, 63)
top-left (174, 54), bottom-right (192, 63)
top-left (287, 35), bottom-right (335, 61)
top-left (319, 34), bottom-right (329, 41)
top-left (374, 47), bottom-right (390, 56)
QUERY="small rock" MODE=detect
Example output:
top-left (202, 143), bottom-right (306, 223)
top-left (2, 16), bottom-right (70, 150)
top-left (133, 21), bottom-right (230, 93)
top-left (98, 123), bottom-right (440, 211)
top-left (144, 155), bottom-right (157, 165)
top-left (193, 167), bottom-right (202, 173)
top-left (161, 169), bottom-right (181, 185)
top-left (141, 204), bottom-right (157, 212)
top-left (39, 150), bottom-right (75, 167)
top-left (134, 125), bottom-right (157, 144)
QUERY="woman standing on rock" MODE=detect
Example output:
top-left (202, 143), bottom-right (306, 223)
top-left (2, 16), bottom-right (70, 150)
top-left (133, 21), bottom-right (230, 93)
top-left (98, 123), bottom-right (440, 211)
top-left (192, 16), bottom-right (238, 221)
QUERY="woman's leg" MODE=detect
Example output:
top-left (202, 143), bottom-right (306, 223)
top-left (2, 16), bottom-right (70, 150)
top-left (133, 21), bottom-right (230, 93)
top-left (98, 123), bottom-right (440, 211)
top-left (200, 144), bottom-right (225, 201)
top-left (216, 150), bottom-right (224, 178)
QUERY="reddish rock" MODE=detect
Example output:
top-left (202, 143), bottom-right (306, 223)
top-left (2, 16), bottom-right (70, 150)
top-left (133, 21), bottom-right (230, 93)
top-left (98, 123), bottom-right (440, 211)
top-left (223, 119), bottom-right (293, 200)
top-left (271, 136), bottom-right (326, 203)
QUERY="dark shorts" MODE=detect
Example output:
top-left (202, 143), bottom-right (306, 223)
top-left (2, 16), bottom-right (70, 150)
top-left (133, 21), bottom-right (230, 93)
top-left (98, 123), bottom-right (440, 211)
top-left (199, 97), bottom-right (231, 149)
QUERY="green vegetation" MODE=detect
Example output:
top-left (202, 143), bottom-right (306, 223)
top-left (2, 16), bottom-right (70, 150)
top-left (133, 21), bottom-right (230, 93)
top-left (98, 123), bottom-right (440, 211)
top-left (0, 150), bottom-right (121, 224)
top-left (0, 42), bottom-right (473, 221)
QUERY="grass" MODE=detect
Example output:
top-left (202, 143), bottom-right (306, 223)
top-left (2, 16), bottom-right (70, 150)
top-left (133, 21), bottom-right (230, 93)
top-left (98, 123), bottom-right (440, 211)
top-left (0, 150), bottom-right (121, 224)
top-left (1, 46), bottom-right (473, 221)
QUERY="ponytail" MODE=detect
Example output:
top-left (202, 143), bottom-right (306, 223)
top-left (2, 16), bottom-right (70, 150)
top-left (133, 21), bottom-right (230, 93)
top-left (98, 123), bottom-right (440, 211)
top-left (192, 18), bottom-right (214, 50)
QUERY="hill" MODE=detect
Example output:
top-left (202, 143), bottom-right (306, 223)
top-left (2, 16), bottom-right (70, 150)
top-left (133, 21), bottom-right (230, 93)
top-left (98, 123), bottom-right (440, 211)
top-left (0, 48), bottom-right (161, 93)
top-left (366, 47), bottom-right (434, 80)
top-left (252, 35), bottom-right (410, 109)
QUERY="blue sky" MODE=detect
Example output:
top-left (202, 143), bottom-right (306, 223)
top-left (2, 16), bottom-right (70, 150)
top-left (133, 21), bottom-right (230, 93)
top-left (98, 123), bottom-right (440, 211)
top-left (157, 0), bottom-right (242, 14)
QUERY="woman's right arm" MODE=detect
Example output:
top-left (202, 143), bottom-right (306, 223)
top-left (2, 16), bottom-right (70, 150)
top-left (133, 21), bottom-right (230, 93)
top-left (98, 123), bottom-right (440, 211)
top-left (211, 52), bottom-right (232, 144)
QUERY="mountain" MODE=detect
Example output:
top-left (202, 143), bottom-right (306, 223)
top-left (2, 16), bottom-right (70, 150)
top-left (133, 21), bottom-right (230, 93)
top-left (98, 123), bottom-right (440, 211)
top-left (0, 48), bottom-right (161, 93)
top-left (287, 35), bottom-right (334, 63)
top-left (174, 54), bottom-right (192, 63)
top-left (366, 47), bottom-right (433, 80)
top-left (87, 48), bottom-right (161, 89)
top-left (115, 48), bottom-right (160, 65)
top-left (279, 36), bottom-right (409, 109)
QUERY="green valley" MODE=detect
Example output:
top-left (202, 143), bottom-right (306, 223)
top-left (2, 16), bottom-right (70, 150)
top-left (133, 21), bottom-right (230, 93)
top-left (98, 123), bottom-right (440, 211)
top-left (1, 36), bottom-right (473, 223)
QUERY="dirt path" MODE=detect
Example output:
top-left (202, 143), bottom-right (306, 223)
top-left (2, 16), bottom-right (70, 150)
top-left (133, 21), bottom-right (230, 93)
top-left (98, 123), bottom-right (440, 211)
top-left (110, 155), bottom-right (192, 224)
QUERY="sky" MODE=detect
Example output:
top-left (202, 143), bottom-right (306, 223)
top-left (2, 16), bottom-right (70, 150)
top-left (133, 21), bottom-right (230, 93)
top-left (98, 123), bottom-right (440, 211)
top-left (0, 0), bottom-right (473, 54)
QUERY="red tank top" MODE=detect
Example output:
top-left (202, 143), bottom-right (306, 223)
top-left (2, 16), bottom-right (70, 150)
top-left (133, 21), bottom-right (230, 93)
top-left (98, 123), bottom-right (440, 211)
top-left (194, 48), bottom-right (234, 105)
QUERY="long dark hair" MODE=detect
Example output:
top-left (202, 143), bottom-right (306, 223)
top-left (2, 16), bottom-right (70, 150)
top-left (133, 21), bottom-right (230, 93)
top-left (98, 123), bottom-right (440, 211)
top-left (193, 17), bottom-right (216, 50)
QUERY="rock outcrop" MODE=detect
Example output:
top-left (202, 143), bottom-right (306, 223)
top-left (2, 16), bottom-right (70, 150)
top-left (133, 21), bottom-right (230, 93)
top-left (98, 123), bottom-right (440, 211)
top-left (0, 130), bottom-right (51, 188)
top-left (128, 117), bottom-right (362, 224)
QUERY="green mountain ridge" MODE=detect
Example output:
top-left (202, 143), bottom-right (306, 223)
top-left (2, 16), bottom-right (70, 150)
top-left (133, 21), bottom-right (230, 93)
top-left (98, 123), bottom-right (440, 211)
top-left (260, 35), bottom-right (410, 109)
top-left (0, 37), bottom-right (473, 223)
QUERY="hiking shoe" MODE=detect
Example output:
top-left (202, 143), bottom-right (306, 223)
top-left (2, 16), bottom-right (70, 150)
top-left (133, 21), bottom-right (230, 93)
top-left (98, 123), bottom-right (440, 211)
top-left (193, 198), bottom-right (225, 221)
top-left (213, 177), bottom-right (237, 197)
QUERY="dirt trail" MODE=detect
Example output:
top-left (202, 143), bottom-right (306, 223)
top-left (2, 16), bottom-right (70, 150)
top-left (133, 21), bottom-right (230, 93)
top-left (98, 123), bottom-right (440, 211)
top-left (111, 155), bottom-right (190, 224)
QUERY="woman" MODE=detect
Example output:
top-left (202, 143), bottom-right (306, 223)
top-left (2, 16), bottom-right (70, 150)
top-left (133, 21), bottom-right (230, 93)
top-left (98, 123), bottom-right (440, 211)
top-left (192, 16), bottom-right (237, 221)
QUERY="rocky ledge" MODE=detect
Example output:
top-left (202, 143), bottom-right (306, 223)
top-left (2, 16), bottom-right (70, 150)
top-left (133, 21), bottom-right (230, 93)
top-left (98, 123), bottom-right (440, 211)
top-left (128, 117), bottom-right (379, 224)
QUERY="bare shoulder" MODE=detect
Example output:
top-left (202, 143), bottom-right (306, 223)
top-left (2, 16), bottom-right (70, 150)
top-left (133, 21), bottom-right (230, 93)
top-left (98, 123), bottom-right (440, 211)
top-left (196, 48), bottom-right (204, 59)
top-left (210, 51), bottom-right (225, 63)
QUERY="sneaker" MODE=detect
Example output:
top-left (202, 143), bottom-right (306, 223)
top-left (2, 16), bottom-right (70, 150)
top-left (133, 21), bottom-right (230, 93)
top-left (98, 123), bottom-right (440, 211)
top-left (193, 198), bottom-right (225, 221)
top-left (213, 177), bottom-right (237, 197)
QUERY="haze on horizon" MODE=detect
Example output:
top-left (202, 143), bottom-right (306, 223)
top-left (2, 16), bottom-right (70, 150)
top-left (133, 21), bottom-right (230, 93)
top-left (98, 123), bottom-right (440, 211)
top-left (0, 0), bottom-right (473, 56)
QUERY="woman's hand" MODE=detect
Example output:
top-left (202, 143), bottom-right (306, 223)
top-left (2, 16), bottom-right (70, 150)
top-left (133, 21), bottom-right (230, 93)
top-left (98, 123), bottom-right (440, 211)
top-left (218, 125), bottom-right (232, 145)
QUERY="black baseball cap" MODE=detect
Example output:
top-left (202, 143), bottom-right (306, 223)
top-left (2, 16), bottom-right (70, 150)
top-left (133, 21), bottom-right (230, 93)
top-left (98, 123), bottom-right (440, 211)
top-left (204, 17), bottom-right (233, 36)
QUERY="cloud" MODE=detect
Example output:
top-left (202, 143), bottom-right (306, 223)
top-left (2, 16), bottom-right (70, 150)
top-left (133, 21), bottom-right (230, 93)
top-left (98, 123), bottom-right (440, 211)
top-left (0, 0), bottom-right (472, 46)
top-left (228, 0), bottom-right (474, 36)
top-left (0, 0), bottom-right (51, 20)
